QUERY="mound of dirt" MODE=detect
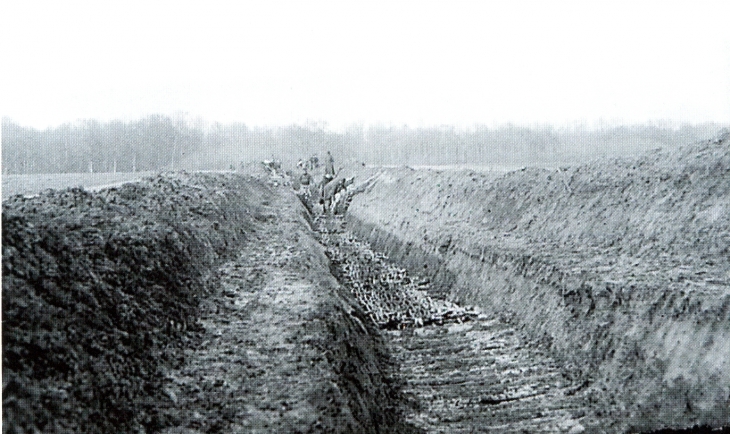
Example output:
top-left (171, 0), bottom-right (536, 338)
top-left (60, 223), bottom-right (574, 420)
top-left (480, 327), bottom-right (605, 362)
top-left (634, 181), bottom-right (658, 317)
top-left (345, 132), bottom-right (730, 432)
top-left (154, 185), bottom-right (415, 434)
top-left (2, 173), bottom-right (270, 433)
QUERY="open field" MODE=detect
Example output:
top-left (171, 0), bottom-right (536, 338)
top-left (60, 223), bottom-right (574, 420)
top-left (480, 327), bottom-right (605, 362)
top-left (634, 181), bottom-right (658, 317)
top-left (2, 172), bottom-right (155, 200)
top-left (3, 132), bottom-right (729, 432)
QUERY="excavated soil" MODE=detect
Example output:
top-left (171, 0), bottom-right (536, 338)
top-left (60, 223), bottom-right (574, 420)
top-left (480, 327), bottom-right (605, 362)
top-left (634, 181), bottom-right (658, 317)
top-left (3, 172), bottom-right (269, 432)
top-left (2, 174), bottom-right (411, 433)
top-left (5, 131), bottom-right (730, 433)
top-left (344, 132), bottom-right (730, 432)
top-left (154, 188), bottom-right (412, 434)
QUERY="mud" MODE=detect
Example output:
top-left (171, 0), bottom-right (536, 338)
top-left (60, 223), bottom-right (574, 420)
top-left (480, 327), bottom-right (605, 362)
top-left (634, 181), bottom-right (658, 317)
top-left (2, 174), bottom-right (411, 433)
top-left (345, 132), bottom-right (730, 432)
top-left (5, 133), bottom-right (729, 432)
top-left (319, 215), bottom-right (604, 433)
top-left (155, 187), bottom-right (412, 433)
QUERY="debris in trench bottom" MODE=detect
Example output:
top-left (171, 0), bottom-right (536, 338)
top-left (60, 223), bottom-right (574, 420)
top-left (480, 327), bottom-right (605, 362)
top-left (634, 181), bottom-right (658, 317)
top-left (316, 215), bottom-right (479, 329)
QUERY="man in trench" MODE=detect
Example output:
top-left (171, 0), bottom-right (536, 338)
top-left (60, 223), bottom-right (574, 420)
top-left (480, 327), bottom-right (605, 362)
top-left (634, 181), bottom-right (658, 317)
top-left (297, 167), bottom-right (314, 207)
top-left (299, 167), bottom-right (313, 188)
top-left (323, 151), bottom-right (335, 184)
top-left (315, 151), bottom-right (337, 213)
top-left (331, 176), bottom-right (355, 214)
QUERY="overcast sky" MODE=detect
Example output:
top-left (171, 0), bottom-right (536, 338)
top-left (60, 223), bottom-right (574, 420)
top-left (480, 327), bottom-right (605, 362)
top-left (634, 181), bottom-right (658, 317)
top-left (2, 0), bottom-right (729, 130)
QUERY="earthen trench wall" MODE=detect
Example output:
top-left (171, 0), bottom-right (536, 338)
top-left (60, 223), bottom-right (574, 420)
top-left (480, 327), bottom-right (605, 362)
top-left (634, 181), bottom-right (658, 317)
top-left (346, 160), bottom-right (730, 431)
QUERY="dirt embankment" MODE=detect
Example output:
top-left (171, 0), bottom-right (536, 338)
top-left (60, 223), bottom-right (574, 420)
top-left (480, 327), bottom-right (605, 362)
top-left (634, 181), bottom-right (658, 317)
top-left (2, 173), bottom-right (268, 432)
top-left (345, 132), bottom-right (730, 432)
top-left (2, 173), bottom-right (408, 433)
top-left (156, 183), bottom-right (414, 433)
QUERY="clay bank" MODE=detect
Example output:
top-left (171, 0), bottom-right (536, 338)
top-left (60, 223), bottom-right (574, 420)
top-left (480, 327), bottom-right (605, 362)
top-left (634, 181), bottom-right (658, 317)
top-left (345, 132), bottom-right (730, 432)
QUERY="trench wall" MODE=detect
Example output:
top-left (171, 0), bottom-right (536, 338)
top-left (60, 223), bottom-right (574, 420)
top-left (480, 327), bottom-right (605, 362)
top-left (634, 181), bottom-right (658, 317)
top-left (2, 173), bottom-right (407, 434)
top-left (346, 134), bottom-right (730, 432)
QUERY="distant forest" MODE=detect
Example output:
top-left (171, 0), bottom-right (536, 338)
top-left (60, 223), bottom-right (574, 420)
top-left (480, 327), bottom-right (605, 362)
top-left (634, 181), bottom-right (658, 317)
top-left (2, 116), bottom-right (727, 174)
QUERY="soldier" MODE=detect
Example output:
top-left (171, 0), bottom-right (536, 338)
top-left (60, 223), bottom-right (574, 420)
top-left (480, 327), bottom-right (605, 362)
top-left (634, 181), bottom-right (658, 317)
top-left (324, 151), bottom-right (335, 184)
top-left (292, 168), bottom-right (312, 210)
top-left (299, 167), bottom-right (313, 188)
top-left (333, 176), bottom-right (355, 214)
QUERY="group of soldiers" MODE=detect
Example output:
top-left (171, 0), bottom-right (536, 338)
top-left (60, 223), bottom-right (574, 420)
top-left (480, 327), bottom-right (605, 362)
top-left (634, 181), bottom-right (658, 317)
top-left (292, 151), bottom-right (353, 214)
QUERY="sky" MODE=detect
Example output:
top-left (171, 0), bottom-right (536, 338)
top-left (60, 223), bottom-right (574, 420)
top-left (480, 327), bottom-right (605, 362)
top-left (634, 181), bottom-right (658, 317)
top-left (1, 0), bottom-right (729, 130)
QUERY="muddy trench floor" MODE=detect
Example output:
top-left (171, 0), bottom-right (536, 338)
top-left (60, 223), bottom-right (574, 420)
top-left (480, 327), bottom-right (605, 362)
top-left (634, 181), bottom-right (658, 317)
top-left (315, 215), bottom-right (606, 434)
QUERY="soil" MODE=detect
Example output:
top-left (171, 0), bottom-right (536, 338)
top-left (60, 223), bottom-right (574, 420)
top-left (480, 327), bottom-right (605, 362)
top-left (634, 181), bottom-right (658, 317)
top-left (2, 172), bottom-right (271, 432)
top-left (319, 217), bottom-right (603, 433)
top-left (2, 172), bottom-right (414, 434)
top-left (154, 188), bottom-right (412, 433)
top-left (4, 131), bottom-right (729, 433)
top-left (344, 131), bottom-right (730, 432)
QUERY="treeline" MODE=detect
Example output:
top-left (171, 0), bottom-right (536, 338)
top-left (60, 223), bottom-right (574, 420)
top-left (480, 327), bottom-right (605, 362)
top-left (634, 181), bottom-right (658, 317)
top-left (2, 115), bottom-right (203, 174)
top-left (360, 122), bottom-right (728, 167)
top-left (2, 116), bottom-right (727, 174)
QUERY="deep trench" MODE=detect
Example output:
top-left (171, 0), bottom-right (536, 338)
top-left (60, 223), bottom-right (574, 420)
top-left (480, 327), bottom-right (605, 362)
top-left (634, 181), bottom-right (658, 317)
top-left (314, 211), bottom-right (730, 434)
top-left (314, 214), bottom-right (599, 434)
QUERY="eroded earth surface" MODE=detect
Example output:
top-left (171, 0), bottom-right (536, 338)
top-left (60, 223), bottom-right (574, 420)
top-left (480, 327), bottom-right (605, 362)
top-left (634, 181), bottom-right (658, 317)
top-left (320, 216), bottom-right (604, 433)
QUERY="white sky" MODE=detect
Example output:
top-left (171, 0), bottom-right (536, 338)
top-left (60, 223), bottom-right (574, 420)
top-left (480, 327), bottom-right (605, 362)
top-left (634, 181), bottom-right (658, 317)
top-left (1, 0), bottom-right (729, 129)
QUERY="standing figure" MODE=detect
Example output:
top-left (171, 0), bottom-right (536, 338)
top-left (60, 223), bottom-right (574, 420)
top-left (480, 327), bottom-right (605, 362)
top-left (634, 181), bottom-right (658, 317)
top-left (299, 167), bottom-right (313, 189)
top-left (298, 168), bottom-right (313, 202)
top-left (324, 151), bottom-right (335, 184)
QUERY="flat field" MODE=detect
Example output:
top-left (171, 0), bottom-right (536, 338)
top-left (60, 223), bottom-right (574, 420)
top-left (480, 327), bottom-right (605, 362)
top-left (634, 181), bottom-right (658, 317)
top-left (2, 172), bottom-right (154, 200)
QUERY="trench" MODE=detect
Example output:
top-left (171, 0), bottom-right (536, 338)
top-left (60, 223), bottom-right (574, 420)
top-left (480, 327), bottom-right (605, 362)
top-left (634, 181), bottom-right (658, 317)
top-left (5, 166), bottom-right (726, 432)
top-left (314, 214), bottom-right (599, 433)
top-left (333, 152), bottom-right (730, 433)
